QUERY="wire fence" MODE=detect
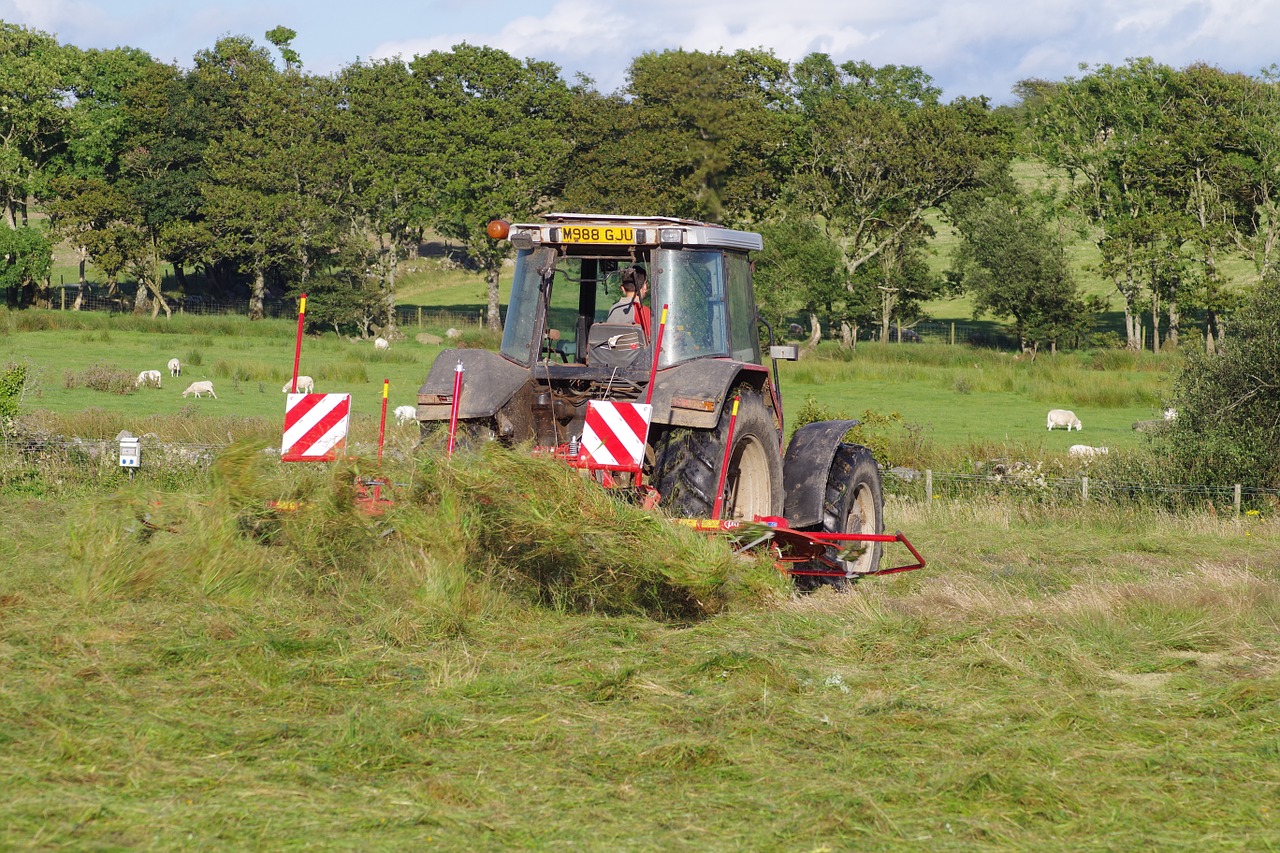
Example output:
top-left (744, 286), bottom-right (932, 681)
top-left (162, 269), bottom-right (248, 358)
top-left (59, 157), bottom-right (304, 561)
top-left (4, 436), bottom-right (1276, 514)
top-left (49, 287), bottom-right (487, 329)
top-left (884, 467), bottom-right (1279, 514)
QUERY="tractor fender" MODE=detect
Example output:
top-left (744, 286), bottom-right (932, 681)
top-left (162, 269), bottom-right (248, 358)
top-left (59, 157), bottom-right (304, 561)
top-left (782, 419), bottom-right (861, 527)
top-left (416, 348), bottom-right (529, 421)
top-left (648, 360), bottom-right (771, 429)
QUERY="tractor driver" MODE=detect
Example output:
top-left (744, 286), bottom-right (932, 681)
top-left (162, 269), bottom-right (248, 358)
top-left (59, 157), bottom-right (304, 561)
top-left (605, 266), bottom-right (651, 338)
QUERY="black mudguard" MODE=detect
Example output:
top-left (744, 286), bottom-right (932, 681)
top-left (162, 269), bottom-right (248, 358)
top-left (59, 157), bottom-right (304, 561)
top-left (416, 349), bottom-right (529, 420)
top-left (782, 419), bottom-right (860, 527)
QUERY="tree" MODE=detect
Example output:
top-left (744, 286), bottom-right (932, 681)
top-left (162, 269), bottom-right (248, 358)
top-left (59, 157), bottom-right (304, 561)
top-left (754, 217), bottom-right (848, 351)
top-left (0, 226), bottom-right (52, 307)
top-left (949, 191), bottom-right (1090, 350)
top-left (198, 35), bottom-right (347, 319)
top-left (0, 23), bottom-right (72, 229)
top-left (561, 48), bottom-right (792, 223)
top-left (1159, 273), bottom-right (1280, 488)
top-left (787, 56), bottom-right (1012, 310)
top-left (409, 44), bottom-right (575, 330)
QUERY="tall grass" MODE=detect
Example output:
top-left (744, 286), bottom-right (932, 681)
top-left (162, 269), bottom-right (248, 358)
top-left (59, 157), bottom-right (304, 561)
top-left (4, 451), bottom-right (1279, 848)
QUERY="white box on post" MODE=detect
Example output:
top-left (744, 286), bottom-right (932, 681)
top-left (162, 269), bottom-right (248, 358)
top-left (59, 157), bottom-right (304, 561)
top-left (119, 436), bottom-right (141, 468)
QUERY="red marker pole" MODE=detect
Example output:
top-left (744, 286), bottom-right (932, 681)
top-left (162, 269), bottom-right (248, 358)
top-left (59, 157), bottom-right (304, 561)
top-left (644, 303), bottom-right (669, 407)
top-left (446, 360), bottom-right (465, 456)
top-left (290, 293), bottom-right (307, 393)
top-left (377, 379), bottom-right (389, 463)
top-left (711, 396), bottom-right (741, 520)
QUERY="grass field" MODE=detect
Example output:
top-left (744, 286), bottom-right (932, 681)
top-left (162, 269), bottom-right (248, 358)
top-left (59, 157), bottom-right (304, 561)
top-left (4, 272), bottom-right (1276, 849)
top-left (2, 444), bottom-right (1278, 849)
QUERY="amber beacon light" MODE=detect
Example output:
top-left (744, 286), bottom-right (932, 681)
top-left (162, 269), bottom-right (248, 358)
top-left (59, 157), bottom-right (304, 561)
top-left (486, 219), bottom-right (510, 240)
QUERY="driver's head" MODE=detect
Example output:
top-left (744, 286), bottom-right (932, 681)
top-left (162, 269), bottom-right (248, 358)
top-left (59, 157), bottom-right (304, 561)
top-left (620, 266), bottom-right (648, 295)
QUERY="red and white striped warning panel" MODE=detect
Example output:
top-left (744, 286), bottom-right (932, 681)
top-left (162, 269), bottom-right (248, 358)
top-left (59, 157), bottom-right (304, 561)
top-left (281, 393), bottom-right (351, 462)
top-left (580, 401), bottom-right (651, 470)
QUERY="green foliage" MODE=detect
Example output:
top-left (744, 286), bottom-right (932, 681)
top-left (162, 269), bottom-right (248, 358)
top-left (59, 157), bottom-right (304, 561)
top-left (1158, 274), bottom-right (1280, 488)
top-left (949, 188), bottom-right (1089, 347)
top-left (0, 361), bottom-right (27, 427)
top-left (0, 226), bottom-right (53, 306)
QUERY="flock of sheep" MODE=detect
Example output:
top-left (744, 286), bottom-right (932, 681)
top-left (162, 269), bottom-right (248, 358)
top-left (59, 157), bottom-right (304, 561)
top-left (131, 337), bottom-right (417, 423)
top-left (1045, 406), bottom-right (1174, 458)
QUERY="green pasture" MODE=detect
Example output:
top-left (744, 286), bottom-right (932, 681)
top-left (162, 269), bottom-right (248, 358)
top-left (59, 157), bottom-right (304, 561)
top-left (2, 311), bottom-right (1175, 464)
top-left (1, 312), bottom-right (444, 434)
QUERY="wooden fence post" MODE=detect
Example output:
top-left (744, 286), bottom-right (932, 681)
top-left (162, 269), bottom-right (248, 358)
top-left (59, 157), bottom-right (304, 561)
top-left (1082, 476), bottom-right (1089, 503)
top-left (1234, 484), bottom-right (1242, 515)
top-left (925, 469), bottom-right (933, 503)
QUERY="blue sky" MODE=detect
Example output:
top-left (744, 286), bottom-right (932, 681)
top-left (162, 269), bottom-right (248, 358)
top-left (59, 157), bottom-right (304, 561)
top-left (7, 0), bottom-right (1280, 103)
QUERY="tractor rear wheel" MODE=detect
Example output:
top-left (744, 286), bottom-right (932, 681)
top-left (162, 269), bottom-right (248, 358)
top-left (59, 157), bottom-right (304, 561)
top-left (649, 388), bottom-right (783, 520)
top-left (795, 443), bottom-right (884, 590)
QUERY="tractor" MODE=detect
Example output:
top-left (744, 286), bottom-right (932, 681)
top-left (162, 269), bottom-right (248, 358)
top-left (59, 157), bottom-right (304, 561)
top-left (414, 213), bottom-right (923, 582)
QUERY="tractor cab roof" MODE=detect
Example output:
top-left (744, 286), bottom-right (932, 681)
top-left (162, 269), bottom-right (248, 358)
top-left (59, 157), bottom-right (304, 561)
top-left (504, 212), bottom-right (763, 253)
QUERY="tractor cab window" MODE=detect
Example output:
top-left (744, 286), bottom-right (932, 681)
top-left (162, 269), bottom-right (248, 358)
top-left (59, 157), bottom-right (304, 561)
top-left (499, 248), bottom-right (545, 365)
top-left (654, 248), bottom-right (730, 366)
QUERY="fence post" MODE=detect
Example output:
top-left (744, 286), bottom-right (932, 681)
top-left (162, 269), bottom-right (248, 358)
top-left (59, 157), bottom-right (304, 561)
top-left (925, 469), bottom-right (933, 503)
top-left (950, 322), bottom-right (955, 346)
top-left (417, 306), bottom-right (423, 327)
top-left (1082, 476), bottom-right (1089, 503)
top-left (1234, 484), bottom-right (1241, 515)
top-left (60, 287), bottom-right (65, 311)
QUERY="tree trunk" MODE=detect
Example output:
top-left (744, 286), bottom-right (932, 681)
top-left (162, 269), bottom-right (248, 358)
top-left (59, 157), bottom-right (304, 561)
top-left (804, 312), bottom-right (822, 354)
top-left (486, 268), bottom-right (501, 331)
top-left (249, 268), bottom-right (266, 320)
top-left (1205, 314), bottom-right (1217, 355)
top-left (74, 257), bottom-right (86, 310)
top-left (1166, 303), bottom-right (1179, 349)
top-left (1150, 295), bottom-right (1160, 353)
top-left (839, 321), bottom-right (853, 349)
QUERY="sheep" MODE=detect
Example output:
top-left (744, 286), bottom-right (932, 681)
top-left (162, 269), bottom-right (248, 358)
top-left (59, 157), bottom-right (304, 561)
top-left (136, 369), bottom-right (163, 388)
top-left (394, 405), bottom-right (416, 426)
top-left (374, 336), bottom-right (390, 350)
top-left (181, 380), bottom-right (217, 399)
top-left (1069, 444), bottom-right (1109, 458)
top-left (1047, 408), bottom-right (1082, 431)
top-left (168, 358), bottom-right (181, 377)
top-left (282, 375), bottom-right (315, 394)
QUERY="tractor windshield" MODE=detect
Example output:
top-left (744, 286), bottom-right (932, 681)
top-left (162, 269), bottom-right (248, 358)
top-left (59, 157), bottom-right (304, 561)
top-left (653, 248), bottom-right (759, 366)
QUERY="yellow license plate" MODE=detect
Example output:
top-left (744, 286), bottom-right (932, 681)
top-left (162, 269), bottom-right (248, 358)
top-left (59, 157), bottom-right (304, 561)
top-left (559, 225), bottom-right (635, 244)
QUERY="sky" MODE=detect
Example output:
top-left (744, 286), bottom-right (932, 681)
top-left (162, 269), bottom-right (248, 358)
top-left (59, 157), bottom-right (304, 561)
top-left (6, 0), bottom-right (1280, 104)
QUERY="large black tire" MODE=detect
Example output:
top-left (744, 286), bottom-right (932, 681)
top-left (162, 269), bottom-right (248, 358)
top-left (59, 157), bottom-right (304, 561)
top-left (649, 388), bottom-right (783, 520)
top-left (820, 443), bottom-right (884, 575)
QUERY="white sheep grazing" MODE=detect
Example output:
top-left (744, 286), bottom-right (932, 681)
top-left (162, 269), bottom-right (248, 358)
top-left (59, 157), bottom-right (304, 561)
top-left (182, 380), bottom-right (217, 399)
top-left (1069, 444), bottom-right (1109, 458)
top-left (282, 375), bottom-right (315, 394)
top-left (136, 369), bottom-right (163, 388)
top-left (374, 336), bottom-right (390, 350)
top-left (168, 358), bottom-right (181, 377)
top-left (1047, 408), bottom-right (1082, 431)
top-left (394, 405), bottom-right (416, 425)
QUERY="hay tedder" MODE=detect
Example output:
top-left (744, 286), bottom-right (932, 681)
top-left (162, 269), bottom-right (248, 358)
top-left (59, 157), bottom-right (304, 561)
top-left (412, 214), bottom-right (925, 586)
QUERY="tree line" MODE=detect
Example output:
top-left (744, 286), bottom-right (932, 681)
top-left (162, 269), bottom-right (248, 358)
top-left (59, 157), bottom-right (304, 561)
top-left (4, 21), bottom-right (1280, 353)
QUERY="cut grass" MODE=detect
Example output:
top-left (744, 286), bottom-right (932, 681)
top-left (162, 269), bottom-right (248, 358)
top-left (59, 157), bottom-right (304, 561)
top-left (1, 451), bottom-right (1278, 849)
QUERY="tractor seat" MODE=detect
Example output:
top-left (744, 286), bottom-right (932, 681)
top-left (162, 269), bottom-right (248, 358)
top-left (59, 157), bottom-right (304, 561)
top-left (586, 323), bottom-right (648, 369)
